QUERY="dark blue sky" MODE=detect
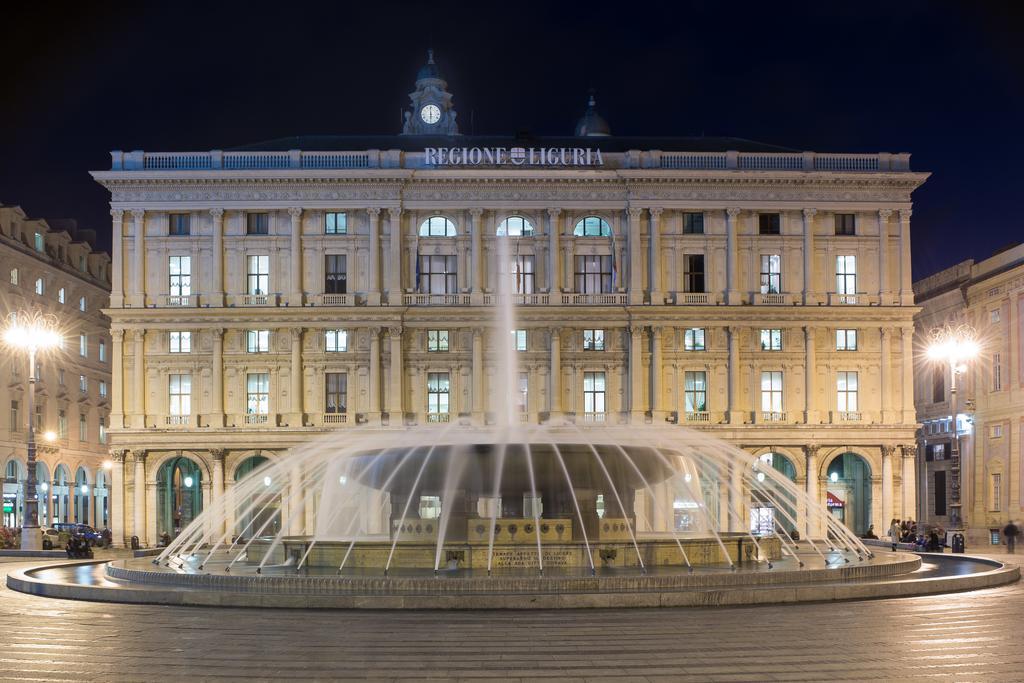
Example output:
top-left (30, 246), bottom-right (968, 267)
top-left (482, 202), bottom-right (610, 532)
top-left (1, 1), bottom-right (1020, 279)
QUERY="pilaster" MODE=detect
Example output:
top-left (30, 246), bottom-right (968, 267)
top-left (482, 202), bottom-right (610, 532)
top-left (648, 207), bottom-right (664, 304)
top-left (726, 208), bottom-right (741, 304)
top-left (367, 208), bottom-right (381, 305)
top-left (627, 207), bottom-right (644, 305)
top-left (208, 208), bottom-right (224, 306)
top-left (110, 209), bottom-right (124, 307)
top-left (288, 207), bottom-right (303, 306)
top-left (802, 208), bottom-right (816, 304)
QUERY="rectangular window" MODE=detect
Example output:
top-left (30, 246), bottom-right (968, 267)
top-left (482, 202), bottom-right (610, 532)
top-left (518, 372), bottom-right (529, 414)
top-left (684, 328), bottom-right (705, 351)
top-left (247, 255), bottom-right (270, 295)
top-left (758, 213), bottom-right (781, 235)
top-left (574, 255), bottom-right (613, 294)
top-left (991, 424), bottom-right (1003, 439)
top-left (169, 331), bottom-right (192, 353)
top-left (990, 309), bottom-right (1000, 324)
top-left (79, 375), bottom-right (88, 394)
top-left (427, 372), bottom-right (451, 420)
top-left (991, 473), bottom-right (1002, 512)
top-left (10, 400), bottom-right (18, 432)
top-left (583, 329), bottom-right (605, 351)
top-left (99, 416), bottom-right (106, 445)
top-left (58, 369), bottom-right (65, 386)
top-left (427, 330), bottom-right (449, 352)
top-left (58, 287), bottom-right (66, 304)
top-left (324, 255), bottom-right (347, 294)
top-left (99, 341), bottom-right (106, 362)
top-left (760, 329), bottom-right (782, 351)
top-left (418, 255), bottom-right (458, 294)
top-left (934, 471), bottom-right (946, 516)
top-left (325, 329), bottom-right (348, 352)
top-left (583, 371), bottom-right (607, 416)
top-left (760, 254), bottom-right (781, 294)
top-left (35, 278), bottom-right (44, 295)
top-left (246, 373), bottom-right (270, 415)
top-left (169, 374), bottom-right (191, 416)
top-left (99, 381), bottom-right (107, 398)
top-left (513, 330), bottom-right (527, 352)
top-left (760, 371), bottom-right (783, 413)
top-left (684, 254), bottom-right (705, 293)
top-left (684, 371), bottom-right (707, 413)
top-left (509, 255), bottom-right (535, 294)
top-left (79, 296), bottom-right (86, 312)
top-left (836, 329), bottom-right (858, 351)
top-left (837, 371), bottom-right (859, 412)
top-left (993, 353), bottom-right (1002, 391)
top-left (324, 211), bottom-right (347, 235)
top-left (325, 372), bottom-right (348, 414)
top-left (169, 213), bottom-right (191, 236)
top-left (836, 255), bottom-right (857, 295)
top-left (79, 334), bottom-right (88, 357)
top-left (169, 255), bottom-right (192, 296)
top-left (834, 213), bottom-right (856, 236)
top-left (246, 330), bottom-right (270, 353)
top-left (682, 212), bottom-right (704, 235)
top-left (34, 232), bottom-right (45, 252)
top-left (932, 366), bottom-right (945, 404)
top-left (79, 413), bottom-right (87, 441)
top-left (10, 268), bottom-right (18, 285)
top-left (246, 212), bottom-right (269, 235)
top-left (58, 410), bottom-right (67, 439)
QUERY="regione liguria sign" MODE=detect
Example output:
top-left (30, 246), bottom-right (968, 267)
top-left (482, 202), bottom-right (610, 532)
top-left (425, 147), bottom-right (604, 167)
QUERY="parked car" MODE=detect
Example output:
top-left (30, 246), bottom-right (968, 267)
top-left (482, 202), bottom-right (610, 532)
top-left (52, 523), bottom-right (104, 547)
top-left (40, 527), bottom-right (65, 550)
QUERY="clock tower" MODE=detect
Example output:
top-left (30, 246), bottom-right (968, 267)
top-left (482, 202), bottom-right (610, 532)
top-left (402, 49), bottom-right (459, 136)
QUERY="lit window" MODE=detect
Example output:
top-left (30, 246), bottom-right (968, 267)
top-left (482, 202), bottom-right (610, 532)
top-left (169, 213), bottom-right (191, 236)
top-left (246, 330), bottom-right (270, 353)
top-left (325, 372), bottom-right (347, 413)
top-left (427, 372), bottom-right (451, 420)
top-left (760, 254), bottom-right (781, 294)
top-left (684, 328), bottom-right (705, 351)
top-left (683, 212), bottom-right (704, 234)
top-left (325, 212), bottom-right (347, 235)
top-left (34, 232), bottom-right (44, 252)
top-left (99, 381), bottom-right (108, 398)
top-left (169, 256), bottom-right (191, 296)
top-left (513, 329), bottom-right (527, 352)
top-left (427, 330), bottom-right (449, 352)
top-left (991, 424), bottom-right (1004, 439)
top-left (325, 255), bottom-right (347, 294)
top-left (169, 331), bottom-right (191, 353)
top-left (79, 375), bottom-right (88, 394)
top-left (834, 213), bottom-right (856, 236)
top-left (419, 216), bottom-right (456, 237)
top-left (507, 255), bottom-right (535, 294)
top-left (517, 372), bottom-right (529, 414)
top-left (246, 373), bottom-right (270, 415)
top-left (58, 287), bottom-right (66, 304)
top-left (837, 371), bottom-right (858, 412)
top-left (760, 371), bottom-right (783, 413)
top-left (35, 278), bottom-right (44, 295)
top-left (990, 473), bottom-right (1002, 512)
top-left (79, 296), bottom-right (86, 311)
top-left (418, 255), bottom-right (458, 294)
top-left (990, 309), bottom-right (1000, 324)
top-left (573, 216), bottom-right (611, 237)
top-left (98, 416), bottom-right (106, 444)
top-left (246, 212), bottom-right (270, 235)
top-left (79, 334), bottom-right (88, 357)
top-left (574, 255), bottom-right (613, 293)
top-left (169, 374), bottom-right (191, 416)
top-left (836, 255), bottom-right (857, 295)
top-left (583, 329), bottom-right (605, 351)
top-left (836, 329), bottom-right (857, 351)
top-left (99, 341), bottom-right (106, 362)
top-left (760, 329), bottom-right (782, 351)
top-left (497, 215), bottom-right (534, 236)
top-left (247, 255), bottom-right (270, 295)
top-left (9, 268), bottom-right (18, 285)
top-left (684, 371), bottom-right (707, 413)
top-left (325, 330), bottom-right (348, 352)
top-left (583, 371), bottom-right (607, 416)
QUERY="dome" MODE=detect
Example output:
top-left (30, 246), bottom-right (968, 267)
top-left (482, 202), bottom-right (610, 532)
top-left (416, 49), bottom-right (443, 81)
top-left (574, 94), bottom-right (611, 137)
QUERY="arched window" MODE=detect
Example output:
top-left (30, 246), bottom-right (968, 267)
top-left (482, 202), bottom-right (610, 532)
top-left (419, 216), bottom-right (457, 237)
top-left (497, 216), bottom-right (534, 237)
top-left (573, 216), bottom-right (611, 237)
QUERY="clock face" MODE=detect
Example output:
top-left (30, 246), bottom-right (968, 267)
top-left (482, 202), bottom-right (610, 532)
top-left (420, 104), bottom-right (441, 124)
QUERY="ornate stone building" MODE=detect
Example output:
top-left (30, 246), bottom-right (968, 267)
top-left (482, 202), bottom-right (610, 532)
top-left (92, 54), bottom-right (927, 547)
top-left (0, 204), bottom-right (112, 531)
top-left (914, 243), bottom-right (1024, 546)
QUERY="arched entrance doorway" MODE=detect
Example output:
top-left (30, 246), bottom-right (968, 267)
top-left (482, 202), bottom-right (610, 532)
top-left (234, 454), bottom-right (281, 540)
top-left (94, 470), bottom-right (109, 529)
top-left (750, 452), bottom-right (798, 536)
top-left (826, 452), bottom-right (872, 535)
top-left (156, 455), bottom-right (203, 539)
top-left (3, 461), bottom-right (23, 527)
top-left (53, 465), bottom-right (71, 524)
top-left (73, 467), bottom-right (89, 525)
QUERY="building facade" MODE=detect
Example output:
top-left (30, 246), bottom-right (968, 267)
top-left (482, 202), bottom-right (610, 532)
top-left (0, 205), bottom-right (112, 532)
top-left (914, 243), bottom-right (1024, 546)
top-left (92, 56), bottom-right (928, 547)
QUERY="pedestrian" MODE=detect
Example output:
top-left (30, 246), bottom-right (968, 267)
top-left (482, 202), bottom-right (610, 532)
top-left (889, 518), bottom-right (901, 551)
top-left (1004, 521), bottom-right (1020, 554)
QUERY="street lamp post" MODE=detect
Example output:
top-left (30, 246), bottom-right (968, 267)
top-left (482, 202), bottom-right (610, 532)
top-left (3, 311), bottom-right (62, 550)
top-left (926, 323), bottom-right (979, 533)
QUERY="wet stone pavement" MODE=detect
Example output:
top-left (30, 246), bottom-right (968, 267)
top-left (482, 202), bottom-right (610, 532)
top-left (0, 554), bottom-right (1022, 682)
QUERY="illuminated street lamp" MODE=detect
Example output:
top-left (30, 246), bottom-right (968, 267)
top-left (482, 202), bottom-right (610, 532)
top-left (2, 311), bottom-right (62, 550)
top-left (926, 322), bottom-right (979, 532)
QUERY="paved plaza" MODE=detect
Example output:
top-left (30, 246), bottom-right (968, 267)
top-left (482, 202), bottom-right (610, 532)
top-left (0, 554), bottom-right (1021, 682)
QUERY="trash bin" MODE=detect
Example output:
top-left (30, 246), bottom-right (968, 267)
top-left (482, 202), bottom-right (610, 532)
top-left (952, 533), bottom-right (965, 554)
top-left (130, 535), bottom-right (140, 550)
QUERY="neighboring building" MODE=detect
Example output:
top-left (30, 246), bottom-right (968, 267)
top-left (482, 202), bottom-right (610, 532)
top-left (0, 205), bottom-right (112, 531)
top-left (91, 52), bottom-right (928, 547)
top-left (914, 243), bottom-right (1024, 547)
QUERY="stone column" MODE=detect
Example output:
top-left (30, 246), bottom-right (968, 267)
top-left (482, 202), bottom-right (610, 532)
top-left (898, 209), bottom-right (913, 305)
top-left (110, 209), bottom-right (124, 307)
top-left (368, 327), bottom-right (381, 422)
top-left (802, 208), bottom-right (816, 304)
top-left (547, 208), bottom-right (561, 296)
top-left (132, 330), bottom-right (145, 428)
top-left (880, 327), bottom-right (895, 423)
top-left (648, 208), bottom-right (663, 304)
top-left (627, 208), bottom-right (643, 305)
top-left (209, 208), bottom-right (224, 306)
top-left (727, 326), bottom-right (743, 424)
top-left (367, 208), bottom-right (381, 305)
top-left (881, 445), bottom-right (895, 527)
top-left (472, 328), bottom-right (484, 423)
top-left (387, 208), bottom-right (402, 304)
top-left (549, 328), bottom-right (562, 416)
top-left (288, 208), bottom-right (303, 306)
top-left (650, 326), bottom-right (664, 418)
top-left (470, 208), bottom-right (484, 305)
top-left (130, 209), bottom-right (145, 307)
top-left (109, 450), bottom-right (126, 547)
top-left (878, 209), bottom-right (892, 302)
top-left (111, 329), bottom-right (125, 429)
top-left (804, 445), bottom-right (820, 537)
top-left (901, 325), bottom-right (915, 423)
top-left (289, 328), bottom-right (303, 427)
top-left (804, 326), bottom-right (818, 424)
top-left (211, 449), bottom-right (225, 537)
top-left (902, 444), bottom-right (918, 521)
top-left (210, 328), bottom-right (225, 427)
top-left (387, 326), bottom-right (403, 417)
top-left (629, 325), bottom-right (645, 420)
top-left (132, 450), bottom-right (147, 546)
top-left (726, 208), bottom-right (741, 304)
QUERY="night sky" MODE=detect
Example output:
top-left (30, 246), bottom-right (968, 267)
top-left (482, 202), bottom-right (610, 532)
top-left (1, 2), bottom-right (1021, 279)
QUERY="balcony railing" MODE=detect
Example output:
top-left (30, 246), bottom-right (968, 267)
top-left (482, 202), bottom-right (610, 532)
top-left (426, 412), bottom-right (450, 423)
top-left (164, 415), bottom-right (191, 427)
top-left (315, 293), bottom-right (353, 306)
top-left (675, 292), bottom-right (711, 305)
top-left (241, 294), bottom-right (274, 306)
top-left (161, 294), bottom-right (195, 307)
top-left (244, 413), bottom-right (269, 425)
top-left (402, 293), bottom-right (471, 306)
top-left (582, 412), bottom-right (607, 423)
top-left (561, 293), bottom-right (629, 305)
top-left (754, 292), bottom-right (790, 305)
top-left (483, 293), bottom-right (550, 305)
top-left (837, 411), bottom-right (862, 422)
top-left (684, 411), bottom-right (711, 423)
top-left (828, 292), bottom-right (879, 306)
top-left (322, 412), bottom-right (348, 425)
top-left (760, 411), bottom-right (788, 423)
